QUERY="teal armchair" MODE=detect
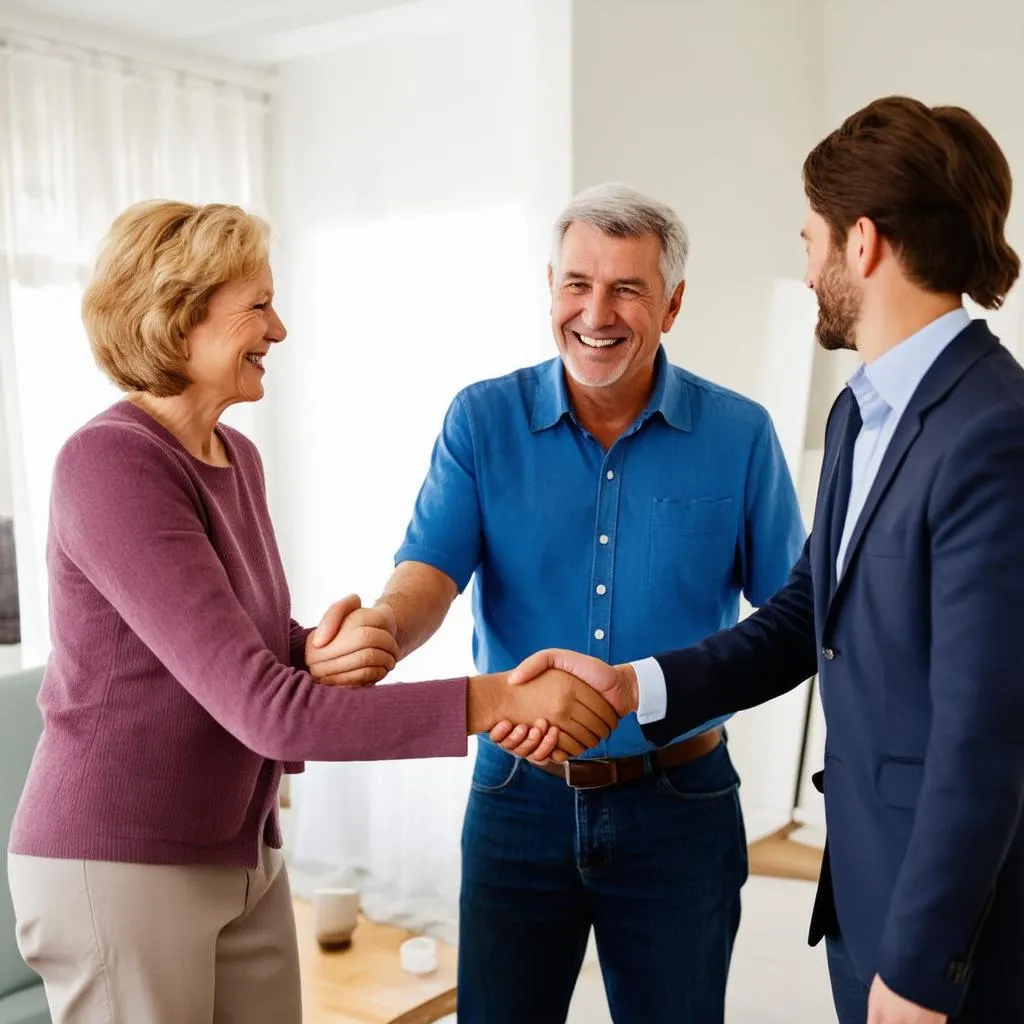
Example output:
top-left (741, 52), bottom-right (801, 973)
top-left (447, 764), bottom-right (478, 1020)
top-left (0, 666), bottom-right (50, 1024)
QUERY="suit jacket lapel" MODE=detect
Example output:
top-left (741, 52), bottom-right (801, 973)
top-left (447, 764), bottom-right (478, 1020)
top-left (808, 390), bottom-right (858, 628)
top-left (823, 397), bottom-right (861, 598)
top-left (831, 409), bottom-right (922, 600)
top-left (826, 320), bottom-right (998, 617)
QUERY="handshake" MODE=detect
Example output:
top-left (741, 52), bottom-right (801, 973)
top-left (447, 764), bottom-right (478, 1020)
top-left (304, 595), bottom-right (639, 763)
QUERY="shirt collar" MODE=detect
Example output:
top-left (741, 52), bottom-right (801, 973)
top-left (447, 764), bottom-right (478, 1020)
top-left (530, 346), bottom-right (692, 433)
top-left (856, 307), bottom-right (971, 420)
top-left (649, 346), bottom-right (692, 432)
top-left (530, 356), bottom-right (573, 432)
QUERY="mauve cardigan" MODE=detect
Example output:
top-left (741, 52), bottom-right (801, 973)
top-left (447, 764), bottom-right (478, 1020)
top-left (9, 402), bottom-right (468, 868)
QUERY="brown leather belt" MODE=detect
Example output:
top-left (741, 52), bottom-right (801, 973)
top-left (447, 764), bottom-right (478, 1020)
top-left (534, 727), bottom-right (722, 790)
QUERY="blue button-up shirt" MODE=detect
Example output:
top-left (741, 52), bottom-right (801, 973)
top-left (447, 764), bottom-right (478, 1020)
top-left (837, 307), bottom-right (970, 576)
top-left (397, 346), bottom-right (806, 757)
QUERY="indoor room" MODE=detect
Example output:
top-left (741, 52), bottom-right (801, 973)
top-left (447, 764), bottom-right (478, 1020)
top-left (1, 1), bottom-right (1022, 1022)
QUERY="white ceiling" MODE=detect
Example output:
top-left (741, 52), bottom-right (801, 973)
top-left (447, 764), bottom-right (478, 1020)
top-left (2, 0), bottom-right (420, 62)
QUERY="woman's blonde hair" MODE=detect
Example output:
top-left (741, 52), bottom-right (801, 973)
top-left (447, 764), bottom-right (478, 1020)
top-left (82, 200), bottom-right (270, 396)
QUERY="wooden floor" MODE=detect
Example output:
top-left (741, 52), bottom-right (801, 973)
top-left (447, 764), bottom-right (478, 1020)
top-left (299, 826), bottom-right (821, 1023)
top-left (295, 900), bottom-right (457, 1024)
top-left (748, 823), bottom-right (823, 882)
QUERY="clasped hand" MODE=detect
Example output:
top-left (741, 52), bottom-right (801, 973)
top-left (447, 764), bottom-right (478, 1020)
top-left (489, 648), bottom-right (638, 762)
top-left (305, 594), bottom-right (398, 686)
top-left (307, 601), bottom-right (634, 762)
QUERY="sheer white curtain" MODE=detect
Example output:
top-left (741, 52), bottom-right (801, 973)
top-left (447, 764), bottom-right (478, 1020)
top-left (289, 623), bottom-right (479, 944)
top-left (0, 32), bottom-right (271, 664)
top-left (277, 204), bottom-right (556, 941)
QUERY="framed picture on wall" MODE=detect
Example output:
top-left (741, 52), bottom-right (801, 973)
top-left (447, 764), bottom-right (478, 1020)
top-left (0, 516), bottom-right (20, 645)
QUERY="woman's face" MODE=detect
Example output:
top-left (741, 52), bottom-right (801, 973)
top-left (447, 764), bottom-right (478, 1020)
top-left (186, 264), bottom-right (285, 406)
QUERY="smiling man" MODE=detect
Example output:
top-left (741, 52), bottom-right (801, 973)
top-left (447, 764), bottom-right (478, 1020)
top-left (308, 184), bottom-right (804, 1022)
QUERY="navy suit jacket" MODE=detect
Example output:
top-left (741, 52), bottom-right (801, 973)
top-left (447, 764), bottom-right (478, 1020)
top-left (643, 321), bottom-right (1024, 1019)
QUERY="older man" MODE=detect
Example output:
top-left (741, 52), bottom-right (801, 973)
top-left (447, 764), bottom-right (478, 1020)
top-left (310, 184), bottom-right (804, 1022)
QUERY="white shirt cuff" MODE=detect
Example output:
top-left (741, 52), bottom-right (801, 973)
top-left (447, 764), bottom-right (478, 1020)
top-left (631, 657), bottom-right (667, 725)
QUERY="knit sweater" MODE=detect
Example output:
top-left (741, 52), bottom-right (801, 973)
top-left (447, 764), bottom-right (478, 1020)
top-left (9, 401), bottom-right (468, 868)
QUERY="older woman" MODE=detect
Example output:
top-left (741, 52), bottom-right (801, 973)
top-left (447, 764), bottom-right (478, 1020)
top-left (6, 200), bottom-right (617, 1024)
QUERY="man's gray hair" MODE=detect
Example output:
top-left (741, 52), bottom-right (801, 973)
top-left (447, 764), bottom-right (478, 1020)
top-left (551, 183), bottom-right (690, 293)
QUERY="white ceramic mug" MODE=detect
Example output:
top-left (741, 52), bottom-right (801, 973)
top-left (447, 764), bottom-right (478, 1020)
top-left (312, 887), bottom-right (360, 950)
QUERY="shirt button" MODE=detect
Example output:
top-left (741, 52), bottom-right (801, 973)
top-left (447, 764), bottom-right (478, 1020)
top-left (822, 647), bottom-right (835, 661)
top-left (606, 470), bottom-right (615, 480)
top-left (596, 584), bottom-right (607, 595)
top-left (599, 534), bottom-right (609, 545)
top-left (594, 629), bottom-right (605, 640)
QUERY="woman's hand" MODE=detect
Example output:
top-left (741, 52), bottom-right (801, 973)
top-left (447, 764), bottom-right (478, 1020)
top-left (489, 719), bottom-right (561, 763)
top-left (305, 595), bottom-right (399, 686)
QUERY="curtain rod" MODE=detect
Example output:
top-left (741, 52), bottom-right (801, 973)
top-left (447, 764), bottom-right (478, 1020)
top-left (0, 8), bottom-right (277, 95)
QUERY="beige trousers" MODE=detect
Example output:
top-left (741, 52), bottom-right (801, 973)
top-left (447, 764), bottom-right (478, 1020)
top-left (7, 844), bottom-right (301, 1024)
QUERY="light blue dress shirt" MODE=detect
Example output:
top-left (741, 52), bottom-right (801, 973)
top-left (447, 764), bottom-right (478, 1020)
top-left (635, 307), bottom-right (972, 721)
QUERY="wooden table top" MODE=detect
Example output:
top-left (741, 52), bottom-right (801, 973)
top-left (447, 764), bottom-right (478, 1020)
top-left (294, 900), bottom-right (458, 1024)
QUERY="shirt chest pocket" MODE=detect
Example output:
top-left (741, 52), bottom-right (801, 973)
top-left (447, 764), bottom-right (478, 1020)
top-left (645, 497), bottom-right (737, 597)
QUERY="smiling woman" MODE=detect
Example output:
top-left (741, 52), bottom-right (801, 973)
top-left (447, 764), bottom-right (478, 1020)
top-left (80, 201), bottom-right (285, 465)
top-left (186, 265), bottom-right (281, 402)
top-left (5, 199), bottom-right (620, 1024)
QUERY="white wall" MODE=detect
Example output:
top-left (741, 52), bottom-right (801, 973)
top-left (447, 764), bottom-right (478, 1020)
top-left (571, 0), bottom-right (823, 837)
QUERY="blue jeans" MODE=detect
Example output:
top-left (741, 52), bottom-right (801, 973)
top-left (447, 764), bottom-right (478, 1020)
top-left (458, 738), bottom-right (748, 1023)
top-left (826, 933), bottom-right (870, 1024)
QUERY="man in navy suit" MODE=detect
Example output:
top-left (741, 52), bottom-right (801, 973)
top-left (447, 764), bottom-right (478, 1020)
top-left (497, 97), bottom-right (1024, 1024)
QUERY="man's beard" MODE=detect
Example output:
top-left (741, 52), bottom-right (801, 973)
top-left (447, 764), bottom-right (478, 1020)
top-left (815, 250), bottom-right (861, 352)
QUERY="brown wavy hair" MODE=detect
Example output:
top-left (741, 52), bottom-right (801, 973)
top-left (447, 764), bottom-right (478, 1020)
top-left (803, 96), bottom-right (1019, 309)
